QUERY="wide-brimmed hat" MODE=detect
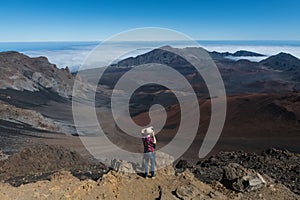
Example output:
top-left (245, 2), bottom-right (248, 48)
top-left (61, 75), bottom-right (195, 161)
top-left (141, 126), bottom-right (154, 135)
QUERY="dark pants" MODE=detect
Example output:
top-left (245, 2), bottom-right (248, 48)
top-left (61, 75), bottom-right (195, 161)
top-left (143, 152), bottom-right (156, 177)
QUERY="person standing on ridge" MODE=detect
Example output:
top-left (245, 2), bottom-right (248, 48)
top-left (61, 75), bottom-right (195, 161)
top-left (141, 126), bottom-right (156, 179)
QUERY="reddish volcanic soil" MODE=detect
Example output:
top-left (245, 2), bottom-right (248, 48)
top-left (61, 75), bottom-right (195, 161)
top-left (131, 93), bottom-right (300, 160)
top-left (1, 90), bottom-right (300, 162)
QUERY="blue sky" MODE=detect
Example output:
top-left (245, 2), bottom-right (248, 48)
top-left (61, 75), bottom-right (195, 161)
top-left (1, 0), bottom-right (300, 42)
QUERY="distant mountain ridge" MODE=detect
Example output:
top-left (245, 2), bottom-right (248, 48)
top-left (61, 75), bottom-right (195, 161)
top-left (113, 49), bottom-right (266, 68)
top-left (1, 48), bottom-right (300, 97)
top-left (260, 52), bottom-right (300, 71)
top-left (112, 47), bottom-right (300, 73)
top-left (113, 47), bottom-right (190, 69)
top-left (209, 50), bottom-right (265, 59)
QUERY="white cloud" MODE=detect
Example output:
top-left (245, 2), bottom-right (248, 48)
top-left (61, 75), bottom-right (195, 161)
top-left (23, 48), bottom-right (93, 72)
top-left (20, 41), bottom-right (300, 72)
top-left (225, 55), bottom-right (268, 62)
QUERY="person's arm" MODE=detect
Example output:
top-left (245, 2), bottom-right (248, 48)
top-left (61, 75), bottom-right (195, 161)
top-left (141, 128), bottom-right (146, 135)
top-left (152, 132), bottom-right (157, 144)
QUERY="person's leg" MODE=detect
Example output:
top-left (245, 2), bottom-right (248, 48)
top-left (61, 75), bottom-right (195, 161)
top-left (150, 152), bottom-right (156, 177)
top-left (143, 153), bottom-right (149, 178)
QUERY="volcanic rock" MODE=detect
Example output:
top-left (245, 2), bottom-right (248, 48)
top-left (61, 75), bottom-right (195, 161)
top-left (221, 163), bottom-right (266, 192)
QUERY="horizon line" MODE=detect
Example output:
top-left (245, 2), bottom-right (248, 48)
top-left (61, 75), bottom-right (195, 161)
top-left (1, 39), bottom-right (300, 43)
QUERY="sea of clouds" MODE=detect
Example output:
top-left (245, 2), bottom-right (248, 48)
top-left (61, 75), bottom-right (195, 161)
top-left (1, 41), bottom-right (300, 72)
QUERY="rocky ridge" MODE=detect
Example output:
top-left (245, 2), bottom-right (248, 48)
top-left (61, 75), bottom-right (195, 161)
top-left (0, 51), bottom-right (74, 98)
top-left (0, 146), bottom-right (299, 199)
top-left (176, 148), bottom-right (300, 195)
